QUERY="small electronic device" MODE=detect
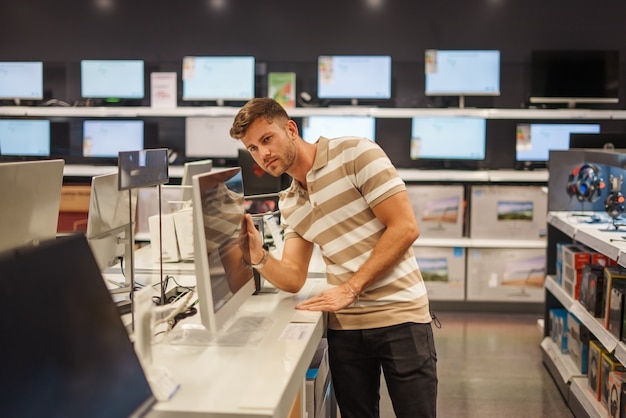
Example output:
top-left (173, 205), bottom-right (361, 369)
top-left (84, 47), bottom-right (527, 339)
top-left (301, 116), bottom-right (376, 143)
top-left (0, 61), bottom-right (44, 102)
top-left (80, 59), bottom-right (145, 102)
top-left (0, 119), bottom-right (50, 157)
top-left (182, 56), bottom-right (255, 105)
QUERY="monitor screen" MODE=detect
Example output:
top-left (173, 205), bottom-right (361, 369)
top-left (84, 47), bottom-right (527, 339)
top-left (530, 50), bottom-right (619, 105)
top-left (0, 61), bottom-right (44, 100)
top-left (302, 116), bottom-right (376, 143)
top-left (83, 120), bottom-right (144, 158)
top-left (425, 50), bottom-right (500, 96)
top-left (0, 119), bottom-right (50, 156)
top-left (570, 132), bottom-right (626, 149)
top-left (317, 55), bottom-right (392, 100)
top-left (191, 167), bottom-right (255, 334)
top-left (180, 159), bottom-right (213, 202)
top-left (182, 56), bottom-right (255, 102)
top-left (410, 116), bottom-right (486, 160)
top-left (185, 116), bottom-right (245, 158)
top-left (80, 60), bottom-right (145, 99)
top-left (0, 234), bottom-right (155, 418)
top-left (515, 123), bottom-right (601, 162)
top-left (0, 159), bottom-right (64, 253)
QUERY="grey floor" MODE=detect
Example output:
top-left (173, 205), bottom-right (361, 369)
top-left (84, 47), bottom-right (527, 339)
top-left (377, 311), bottom-right (574, 418)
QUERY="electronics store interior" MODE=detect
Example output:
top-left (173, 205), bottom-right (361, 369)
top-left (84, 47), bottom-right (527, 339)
top-left (5, 1), bottom-right (626, 417)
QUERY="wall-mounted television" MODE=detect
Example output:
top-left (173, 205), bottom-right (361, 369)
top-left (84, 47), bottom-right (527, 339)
top-left (425, 50), bottom-right (500, 107)
top-left (0, 119), bottom-right (50, 157)
top-left (302, 115), bottom-right (376, 143)
top-left (80, 60), bottom-right (145, 101)
top-left (182, 56), bottom-right (255, 104)
top-left (317, 55), bottom-right (392, 104)
top-left (82, 120), bottom-right (144, 158)
top-left (410, 116), bottom-right (486, 161)
top-left (529, 50), bottom-right (619, 107)
top-left (0, 61), bottom-right (44, 101)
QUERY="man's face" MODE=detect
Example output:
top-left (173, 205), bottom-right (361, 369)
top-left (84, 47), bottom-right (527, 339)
top-left (240, 118), bottom-right (297, 177)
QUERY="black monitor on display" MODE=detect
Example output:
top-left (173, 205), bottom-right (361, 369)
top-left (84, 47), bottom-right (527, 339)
top-left (0, 234), bottom-right (156, 417)
top-left (410, 116), bottom-right (487, 168)
top-left (0, 61), bottom-right (44, 103)
top-left (80, 59), bottom-right (145, 104)
top-left (301, 115), bottom-right (376, 144)
top-left (424, 50), bottom-right (500, 108)
top-left (238, 149), bottom-right (289, 214)
top-left (529, 50), bottom-right (619, 108)
top-left (570, 132), bottom-right (626, 150)
top-left (182, 56), bottom-right (255, 105)
top-left (317, 55), bottom-right (392, 106)
top-left (0, 119), bottom-right (50, 158)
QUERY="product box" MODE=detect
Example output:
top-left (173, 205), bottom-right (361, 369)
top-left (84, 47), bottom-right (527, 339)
top-left (469, 185), bottom-right (547, 240)
top-left (604, 267), bottom-right (626, 329)
top-left (306, 339), bottom-right (331, 418)
top-left (567, 312), bottom-right (590, 374)
top-left (608, 281), bottom-right (626, 341)
top-left (608, 371), bottom-right (626, 418)
top-left (549, 308), bottom-right (568, 353)
top-left (602, 352), bottom-right (626, 409)
top-left (588, 340), bottom-right (607, 401)
top-left (406, 185), bottom-right (465, 239)
top-left (579, 264), bottom-right (606, 317)
top-left (466, 248), bottom-right (545, 302)
top-left (414, 246), bottom-right (465, 301)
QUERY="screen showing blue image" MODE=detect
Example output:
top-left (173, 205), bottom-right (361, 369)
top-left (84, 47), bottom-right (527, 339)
top-left (83, 120), bottom-right (144, 158)
top-left (0, 119), bottom-right (50, 156)
top-left (182, 56), bottom-right (255, 101)
top-left (425, 50), bottom-right (500, 96)
top-left (410, 116), bottom-right (486, 160)
top-left (0, 61), bottom-right (44, 100)
top-left (81, 60), bottom-right (145, 99)
top-left (317, 55), bottom-right (392, 100)
top-left (515, 123), bottom-right (601, 162)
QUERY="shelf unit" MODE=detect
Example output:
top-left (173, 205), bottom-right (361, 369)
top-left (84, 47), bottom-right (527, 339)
top-left (543, 149), bottom-right (626, 417)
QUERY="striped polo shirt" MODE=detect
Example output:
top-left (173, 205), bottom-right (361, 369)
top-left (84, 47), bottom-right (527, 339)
top-left (279, 136), bottom-right (431, 330)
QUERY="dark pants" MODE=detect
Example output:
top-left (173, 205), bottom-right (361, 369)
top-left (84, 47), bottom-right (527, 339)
top-left (327, 322), bottom-right (438, 418)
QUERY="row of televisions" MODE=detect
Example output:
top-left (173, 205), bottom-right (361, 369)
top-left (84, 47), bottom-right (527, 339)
top-left (1, 116), bottom-right (625, 168)
top-left (0, 49), bottom-right (620, 106)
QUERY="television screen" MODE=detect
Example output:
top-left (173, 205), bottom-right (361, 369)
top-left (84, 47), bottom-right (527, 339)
top-left (410, 116), bottom-right (486, 160)
top-left (530, 50), bottom-right (619, 106)
top-left (182, 56), bottom-right (255, 102)
top-left (317, 55), bottom-right (392, 100)
top-left (82, 120), bottom-right (144, 158)
top-left (515, 123), bottom-right (601, 162)
top-left (302, 116), bottom-right (376, 143)
top-left (0, 61), bottom-right (44, 100)
top-left (425, 50), bottom-right (500, 96)
top-left (0, 119), bottom-right (50, 156)
top-left (80, 60), bottom-right (145, 99)
top-left (185, 116), bottom-right (245, 158)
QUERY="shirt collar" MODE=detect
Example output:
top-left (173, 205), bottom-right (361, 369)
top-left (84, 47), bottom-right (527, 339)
top-left (311, 136), bottom-right (330, 171)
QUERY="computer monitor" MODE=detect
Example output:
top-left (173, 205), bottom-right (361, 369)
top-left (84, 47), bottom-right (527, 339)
top-left (180, 159), bottom-right (213, 202)
top-left (0, 234), bottom-right (156, 417)
top-left (569, 132), bottom-right (626, 150)
top-left (515, 123), bottom-right (601, 167)
top-left (317, 55), bottom-right (392, 104)
top-left (191, 168), bottom-right (256, 335)
top-left (86, 172), bottom-right (138, 271)
top-left (83, 120), bottom-right (145, 159)
top-left (410, 116), bottom-right (487, 160)
top-left (530, 50), bottom-right (619, 108)
top-left (185, 116), bottom-right (245, 159)
top-left (0, 159), bottom-right (64, 253)
top-left (0, 119), bottom-right (50, 157)
top-left (182, 56), bottom-right (255, 104)
top-left (0, 61), bottom-right (44, 101)
top-left (301, 116), bottom-right (376, 144)
top-left (80, 59), bottom-right (145, 101)
top-left (425, 50), bottom-right (500, 107)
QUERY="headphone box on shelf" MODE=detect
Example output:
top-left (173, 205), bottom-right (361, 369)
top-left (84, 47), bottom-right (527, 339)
top-left (406, 185), bottom-right (465, 239)
top-left (608, 371), bottom-right (626, 418)
top-left (589, 339), bottom-right (607, 401)
top-left (549, 308), bottom-right (568, 353)
top-left (604, 267), bottom-right (626, 329)
top-left (469, 185), bottom-right (548, 240)
top-left (567, 312), bottom-right (590, 374)
top-left (413, 246), bottom-right (466, 301)
top-left (608, 280), bottom-right (626, 341)
top-left (602, 352), bottom-right (626, 409)
top-left (579, 264), bottom-right (606, 317)
top-left (466, 248), bottom-right (545, 302)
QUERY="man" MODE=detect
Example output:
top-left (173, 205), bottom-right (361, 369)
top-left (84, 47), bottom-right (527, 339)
top-left (231, 98), bottom-right (437, 418)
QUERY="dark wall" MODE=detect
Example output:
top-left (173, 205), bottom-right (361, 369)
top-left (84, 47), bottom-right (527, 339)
top-left (3, 0), bottom-right (626, 168)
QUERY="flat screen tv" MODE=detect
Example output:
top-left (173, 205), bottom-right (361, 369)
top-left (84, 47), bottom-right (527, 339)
top-left (182, 56), bottom-right (255, 104)
top-left (569, 132), bottom-right (626, 150)
top-left (410, 116), bottom-right (486, 160)
top-left (82, 120), bottom-right (144, 158)
top-left (530, 50), bottom-right (619, 107)
top-left (0, 61), bottom-right (44, 101)
top-left (185, 116), bottom-right (246, 159)
top-left (302, 115), bottom-right (376, 144)
top-left (0, 119), bottom-right (50, 157)
top-left (317, 55), bottom-right (392, 104)
top-left (425, 50), bottom-right (500, 107)
top-left (80, 59), bottom-right (145, 101)
top-left (515, 123), bottom-right (601, 167)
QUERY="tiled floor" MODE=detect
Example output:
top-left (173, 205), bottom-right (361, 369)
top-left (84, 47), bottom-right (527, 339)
top-left (378, 311), bottom-right (574, 418)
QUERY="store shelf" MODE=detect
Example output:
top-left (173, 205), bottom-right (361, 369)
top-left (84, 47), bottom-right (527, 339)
top-left (413, 237), bottom-right (546, 249)
top-left (544, 275), bottom-right (574, 311)
top-left (569, 377), bottom-right (606, 418)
